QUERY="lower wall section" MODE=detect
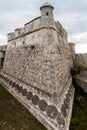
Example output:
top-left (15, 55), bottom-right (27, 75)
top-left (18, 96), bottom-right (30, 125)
top-left (0, 71), bottom-right (74, 130)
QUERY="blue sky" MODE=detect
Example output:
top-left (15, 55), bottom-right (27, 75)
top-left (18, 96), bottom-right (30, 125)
top-left (0, 0), bottom-right (87, 53)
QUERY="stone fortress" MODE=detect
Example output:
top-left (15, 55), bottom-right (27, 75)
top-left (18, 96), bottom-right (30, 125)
top-left (0, 2), bottom-right (75, 130)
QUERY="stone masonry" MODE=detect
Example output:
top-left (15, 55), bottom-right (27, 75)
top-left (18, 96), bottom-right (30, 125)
top-left (0, 2), bottom-right (74, 130)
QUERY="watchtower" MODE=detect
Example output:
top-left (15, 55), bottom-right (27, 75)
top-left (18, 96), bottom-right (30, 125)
top-left (40, 2), bottom-right (55, 27)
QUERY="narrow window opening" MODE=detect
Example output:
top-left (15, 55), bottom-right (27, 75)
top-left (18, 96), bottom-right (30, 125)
top-left (46, 12), bottom-right (49, 16)
top-left (30, 45), bottom-right (35, 50)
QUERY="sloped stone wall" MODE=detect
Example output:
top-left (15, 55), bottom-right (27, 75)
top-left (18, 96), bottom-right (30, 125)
top-left (1, 27), bottom-right (74, 130)
top-left (0, 3), bottom-right (74, 130)
top-left (0, 71), bottom-right (74, 130)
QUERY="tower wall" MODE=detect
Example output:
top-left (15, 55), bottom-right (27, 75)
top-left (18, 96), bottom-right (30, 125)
top-left (40, 7), bottom-right (55, 28)
top-left (69, 42), bottom-right (75, 60)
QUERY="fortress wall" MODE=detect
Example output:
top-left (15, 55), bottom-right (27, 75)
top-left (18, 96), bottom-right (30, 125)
top-left (2, 27), bottom-right (73, 130)
top-left (15, 28), bottom-right (25, 38)
top-left (0, 3), bottom-right (74, 130)
top-left (3, 27), bottom-right (72, 102)
top-left (7, 17), bottom-right (41, 42)
top-left (55, 22), bottom-right (68, 40)
top-left (7, 18), bottom-right (67, 43)
top-left (25, 17), bottom-right (41, 33)
top-left (0, 71), bottom-right (74, 130)
top-left (8, 32), bottom-right (15, 41)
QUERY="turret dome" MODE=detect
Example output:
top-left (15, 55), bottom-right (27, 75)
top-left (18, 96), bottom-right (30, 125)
top-left (40, 2), bottom-right (54, 10)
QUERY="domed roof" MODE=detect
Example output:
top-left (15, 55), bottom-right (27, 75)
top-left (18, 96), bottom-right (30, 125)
top-left (40, 2), bottom-right (54, 10)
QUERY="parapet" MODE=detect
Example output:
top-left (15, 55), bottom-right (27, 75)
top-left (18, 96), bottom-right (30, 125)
top-left (24, 17), bottom-right (41, 33)
top-left (15, 28), bottom-right (24, 38)
top-left (55, 21), bottom-right (67, 39)
top-left (7, 17), bottom-right (41, 41)
top-left (7, 32), bottom-right (15, 41)
top-left (7, 3), bottom-right (67, 42)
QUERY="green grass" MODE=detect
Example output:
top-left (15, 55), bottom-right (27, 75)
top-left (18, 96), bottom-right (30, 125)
top-left (80, 66), bottom-right (87, 71)
top-left (0, 84), bottom-right (47, 130)
top-left (0, 83), bottom-right (87, 130)
top-left (70, 81), bottom-right (87, 130)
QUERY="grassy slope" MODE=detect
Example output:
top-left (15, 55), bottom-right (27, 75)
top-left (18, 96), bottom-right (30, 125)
top-left (0, 84), bottom-right (47, 130)
top-left (0, 82), bottom-right (87, 130)
top-left (70, 81), bottom-right (87, 130)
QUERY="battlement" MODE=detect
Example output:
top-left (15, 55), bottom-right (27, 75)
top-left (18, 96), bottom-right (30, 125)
top-left (15, 28), bottom-right (24, 38)
top-left (8, 32), bottom-right (15, 41)
top-left (7, 17), bottom-right (41, 41)
top-left (7, 2), bottom-right (67, 42)
top-left (55, 21), bottom-right (67, 39)
top-left (24, 17), bottom-right (41, 34)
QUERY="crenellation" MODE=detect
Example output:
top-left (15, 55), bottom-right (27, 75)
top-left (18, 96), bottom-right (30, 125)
top-left (15, 27), bottom-right (25, 38)
top-left (55, 21), bottom-right (67, 40)
top-left (7, 32), bottom-right (15, 41)
top-left (24, 17), bottom-right (41, 33)
top-left (61, 28), bottom-right (67, 39)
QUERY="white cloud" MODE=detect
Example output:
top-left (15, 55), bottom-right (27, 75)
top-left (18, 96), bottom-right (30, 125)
top-left (69, 32), bottom-right (87, 53)
top-left (55, 13), bottom-right (79, 27)
top-left (0, 34), bottom-right (7, 45)
top-left (75, 44), bottom-right (87, 53)
top-left (69, 32), bottom-right (87, 44)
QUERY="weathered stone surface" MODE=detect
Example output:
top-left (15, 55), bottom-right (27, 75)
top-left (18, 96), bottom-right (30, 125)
top-left (26, 92), bottom-right (33, 100)
top-left (39, 99), bottom-right (47, 111)
top-left (57, 112), bottom-right (65, 125)
top-left (0, 2), bottom-right (75, 130)
top-left (15, 84), bottom-right (19, 89)
top-left (22, 88), bottom-right (27, 96)
top-left (12, 82), bottom-right (16, 88)
top-left (9, 80), bottom-right (12, 85)
top-left (46, 105), bottom-right (58, 119)
top-left (18, 86), bottom-right (22, 93)
top-left (61, 103), bottom-right (67, 117)
top-left (32, 95), bottom-right (39, 105)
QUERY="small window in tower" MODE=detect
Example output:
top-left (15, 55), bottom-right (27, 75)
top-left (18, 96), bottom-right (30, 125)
top-left (46, 12), bottom-right (49, 16)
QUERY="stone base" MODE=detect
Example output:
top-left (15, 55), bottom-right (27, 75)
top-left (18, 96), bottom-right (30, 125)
top-left (0, 72), bottom-right (74, 130)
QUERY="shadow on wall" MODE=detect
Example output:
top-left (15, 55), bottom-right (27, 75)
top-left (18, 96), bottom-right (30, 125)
top-left (0, 46), bottom-right (7, 69)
